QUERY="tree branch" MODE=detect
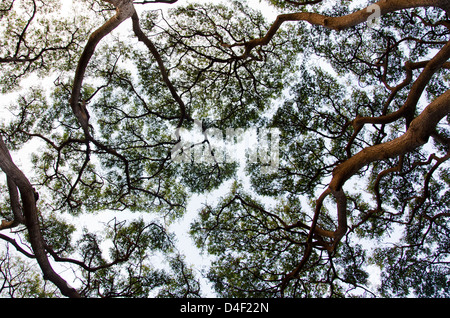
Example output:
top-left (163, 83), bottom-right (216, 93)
top-left (0, 136), bottom-right (81, 297)
top-left (352, 40), bottom-right (450, 130)
top-left (226, 0), bottom-right (450, 59)
top-left (131, 12), bottom-right (191, 127)
top-left (331, 88), bottom-right (450, 192)
top-left (70, 0), bottom-right (136, 136)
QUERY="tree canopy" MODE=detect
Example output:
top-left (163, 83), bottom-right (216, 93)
top-left (0, 0), bottom-right (449, 298)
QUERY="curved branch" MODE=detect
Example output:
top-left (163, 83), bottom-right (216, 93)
top-left (0, 137), bottom-right (81, 298)
top-left (0, 233), bottom-right (35, 259)
top-left (0, 177), bottom-right (25, 230)
top-left (352, 39), bottom-right (450, 129)
top-left (70, 0), bottom-right (135, 135)
top-left (0, 141), bottom-right (25, 230)
top-left (413, 151), bottom-right (450, 222)
top-left (227, 0), bottom-right (450, 59)
top-left (331, 88), bottom-right (450, 192)
top-left (131, 12), bottom-right (191, 127)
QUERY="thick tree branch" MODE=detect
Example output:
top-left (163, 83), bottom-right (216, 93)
top-left (352, 40), bottom-right (450, 130)
top-left (283, 88), bottom-right (449, 294)
top-left (131, 12), bottom-right (191, 127)
top-left (226, 0), bottom-right (450, 59)
top-left (331, 88), bottom-right (450, 192)
top-left (0, 177), bottom-right (25, 230)
top-left (0, 141), bottom-right (25, 230)
top-left (0, 137), bottom-right (81, 298)
top-left (70, 0), bottom-right (136, 135)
